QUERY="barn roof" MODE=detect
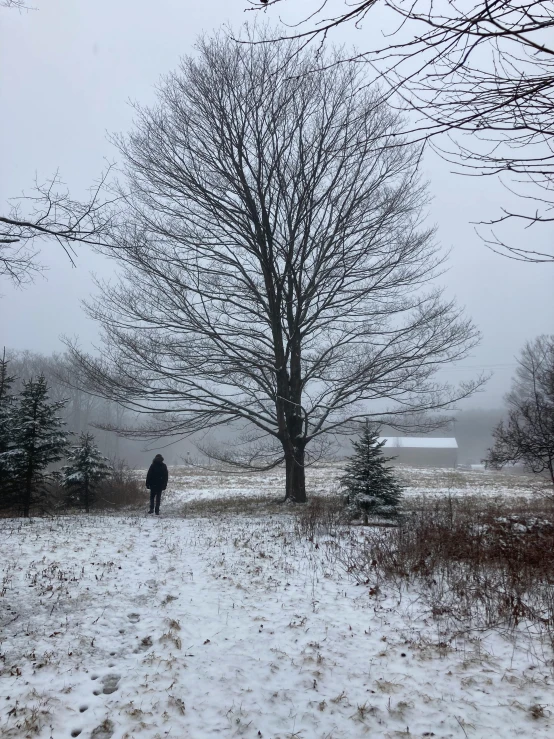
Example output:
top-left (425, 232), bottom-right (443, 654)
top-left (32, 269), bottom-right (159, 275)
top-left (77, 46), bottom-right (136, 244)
top-left (378, 437), bottom-right (458, 449)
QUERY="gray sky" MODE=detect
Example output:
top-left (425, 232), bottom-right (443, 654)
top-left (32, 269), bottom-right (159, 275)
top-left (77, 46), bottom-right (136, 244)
top-left (1, 0), bottom-right (552, 409)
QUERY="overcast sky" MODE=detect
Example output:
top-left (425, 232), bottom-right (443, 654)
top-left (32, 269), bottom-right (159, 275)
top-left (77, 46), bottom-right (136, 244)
top-left (1, 0), bottom-right (552, 409)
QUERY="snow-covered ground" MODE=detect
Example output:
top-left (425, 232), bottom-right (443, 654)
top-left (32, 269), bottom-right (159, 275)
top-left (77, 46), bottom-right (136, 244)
top-left (1, 466), bottom-right (553, 738)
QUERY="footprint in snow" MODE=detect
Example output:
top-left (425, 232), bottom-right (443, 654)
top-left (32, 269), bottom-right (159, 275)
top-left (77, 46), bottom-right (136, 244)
top-left (92, 673), bottom-right (121, 695)
top-left (127, 613), bottom-right (140, 623)
top-left (101, 674), bottom-right (121, 695)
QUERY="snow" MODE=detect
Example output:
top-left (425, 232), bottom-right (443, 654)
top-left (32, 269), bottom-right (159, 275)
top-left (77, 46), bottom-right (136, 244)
top-left (1, 465), bottom-right (552, 738)
top-left (379, 437), bottom-right (458, 449)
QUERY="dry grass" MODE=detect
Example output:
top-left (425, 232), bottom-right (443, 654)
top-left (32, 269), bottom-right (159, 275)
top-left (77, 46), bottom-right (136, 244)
top-left (294, 494), bottom-right (345, 538)
top-left (95, 476), bottom-right (148, 510)
top-left (338, 495), bottom-right (554, 642)
top-left (180, 494), bottom-right (289, 518)
top-left (179, 491), bottom-right (346, 531)
top-left (395, 465), bottom-right (552, 493)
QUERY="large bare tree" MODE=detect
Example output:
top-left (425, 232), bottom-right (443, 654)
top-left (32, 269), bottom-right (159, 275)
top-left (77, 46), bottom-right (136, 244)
top-left (250, 1), bottom-right (554, 262)
top-left (487, 335), bottom-right (554, 485)
top-left (68, 30), bottom-right (481, 502)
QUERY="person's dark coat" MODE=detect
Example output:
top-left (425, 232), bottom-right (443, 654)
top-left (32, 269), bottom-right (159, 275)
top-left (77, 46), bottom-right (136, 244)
top-left (146, 454), bottom-right (168, 492)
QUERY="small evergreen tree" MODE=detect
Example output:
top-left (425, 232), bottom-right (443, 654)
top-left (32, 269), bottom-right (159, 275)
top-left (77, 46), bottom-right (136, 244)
top-left (342, 424), bottom-right (402, 521)
top-left (63, 433), bottom-right (111, 512)
top-left (5, 375), bottom-right (68, 517)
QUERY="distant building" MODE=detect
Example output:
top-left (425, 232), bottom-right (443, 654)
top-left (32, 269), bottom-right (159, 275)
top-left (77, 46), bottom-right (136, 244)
top-left (378, 437), bottom-right (458, 468)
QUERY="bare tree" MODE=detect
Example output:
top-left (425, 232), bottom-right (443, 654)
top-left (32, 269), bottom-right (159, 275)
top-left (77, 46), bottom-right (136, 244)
top-left (250, 1), bottom-right (554, 262)
top-left (1, 169), bottom-right (118, 285)
top-left (486, 335), bottom-right (554, 485)
top-left (68, 30), bottom-right (482, 502)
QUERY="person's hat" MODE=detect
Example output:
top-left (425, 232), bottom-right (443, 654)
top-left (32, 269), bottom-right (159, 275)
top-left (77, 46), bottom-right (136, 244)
top-left (153, 454), bottom-right (164, 462)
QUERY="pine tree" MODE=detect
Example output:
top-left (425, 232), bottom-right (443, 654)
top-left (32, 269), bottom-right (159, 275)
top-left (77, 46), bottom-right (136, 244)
top-left (342, 424), bottom-right (402, 521)
top-left (6, 375), bottom-right (68, 517)
top-left (63, 433), bottom-right (111, 512)
top-left (0, 351), bottom-right (16, 508)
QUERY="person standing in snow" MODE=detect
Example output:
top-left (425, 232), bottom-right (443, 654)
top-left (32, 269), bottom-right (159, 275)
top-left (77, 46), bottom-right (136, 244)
top-left (146, 454), bottom-right (168, 515)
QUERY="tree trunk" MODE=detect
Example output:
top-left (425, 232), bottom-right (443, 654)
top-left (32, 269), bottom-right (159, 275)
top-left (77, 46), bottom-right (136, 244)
top-left (85, 478), bottom-right (90, 513)
top-left (23, 471), bottom-right (32, 518)
top-left (284, 445), bottom-right (307, 503)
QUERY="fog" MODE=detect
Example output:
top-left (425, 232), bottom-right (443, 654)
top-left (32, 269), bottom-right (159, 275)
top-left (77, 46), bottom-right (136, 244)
top-left (1, 0), bottom-right (552, 412)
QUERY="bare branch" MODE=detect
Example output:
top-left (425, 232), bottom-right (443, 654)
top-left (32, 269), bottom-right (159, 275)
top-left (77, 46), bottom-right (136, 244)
top-left (0, 165), bottom-right (120, 284)
top-left (1, 1), bottom-right (34, 9)
top-left (246, 1), bottom-right (554, 261)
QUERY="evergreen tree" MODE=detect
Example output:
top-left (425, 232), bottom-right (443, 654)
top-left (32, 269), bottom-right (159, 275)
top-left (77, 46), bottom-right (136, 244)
top-left (5, 375), bottom-right (68, 517)
top-left (63, 433), bottom-right (111, 512)
top-left (0, 351), bottom-right (16, 506)
top-left (342, 424), bottom-right (402, 521)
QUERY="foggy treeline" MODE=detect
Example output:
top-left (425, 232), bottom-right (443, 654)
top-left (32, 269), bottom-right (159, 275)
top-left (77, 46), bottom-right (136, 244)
top-left (438, 410), bottom-right (505, 466)
top-left (5, 349), bottom-right (505, 468)
top-left (5, 350), bottom-right (157, 468)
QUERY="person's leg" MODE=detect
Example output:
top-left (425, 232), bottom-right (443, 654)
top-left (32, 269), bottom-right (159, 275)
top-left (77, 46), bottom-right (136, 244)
top-left (149, 490), bottom-right (155, 513)
top-left (155, 490), bottom-right (162, 515)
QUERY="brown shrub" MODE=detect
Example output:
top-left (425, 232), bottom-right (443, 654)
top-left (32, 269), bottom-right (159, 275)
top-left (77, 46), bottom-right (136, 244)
top-left (94, 460), bottom-right (148, 510)
top-left (294, 495), bottom-right (345, 539)
top-left (339, 495), bottom-right (554, 639)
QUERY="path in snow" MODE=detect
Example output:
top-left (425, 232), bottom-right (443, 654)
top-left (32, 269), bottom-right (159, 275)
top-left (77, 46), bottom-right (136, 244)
top-left (1, 514), bottom-right (553, 738)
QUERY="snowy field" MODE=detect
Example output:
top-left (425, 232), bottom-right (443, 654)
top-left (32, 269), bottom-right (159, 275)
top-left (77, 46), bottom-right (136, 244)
top-left (1, 465), bottom-right (553, 739)
top-left (159, 463), bottom-right (549, 513)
